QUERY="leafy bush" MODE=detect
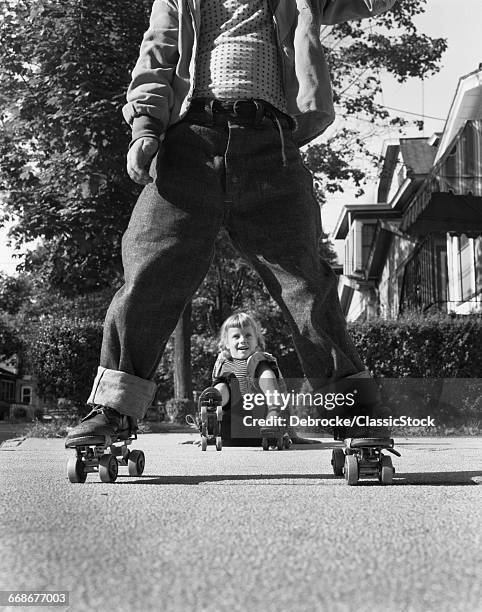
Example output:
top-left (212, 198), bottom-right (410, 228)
top-left (349, 314), bottom-right (482, 377)
top-left (348, 315), bottom-right (482, 429)
top-left (165, 398), bottom-right (196, 424)
top-left (0, 315), bottom-right (23, 360)
top-left (24, 316), bottom-right (103, 409)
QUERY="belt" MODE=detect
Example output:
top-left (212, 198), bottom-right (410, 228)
top-left (187, 98), bottom-right (293, 128)
top-left (185, 98), bottom-right (294, 166)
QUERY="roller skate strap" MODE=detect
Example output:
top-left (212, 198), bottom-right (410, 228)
top-left (346, 437), bottom-right (394, 449)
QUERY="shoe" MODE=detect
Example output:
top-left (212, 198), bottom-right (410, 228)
top-left (312, 371), bottom-right (392, 441)
top-left (65, 405), bottom-right (134, 448)
top-left (334, 415), bottom-right (393, 442)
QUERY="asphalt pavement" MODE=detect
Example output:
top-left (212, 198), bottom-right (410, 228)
top-left (1, 434), bottom-right (481, 612)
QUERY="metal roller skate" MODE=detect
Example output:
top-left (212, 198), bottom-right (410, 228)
top-left (65, 406), bottom-right (145, 483)
top-left (331, 438), bottom-right (401, 485)
top-left (186, 387), bottom-right (224, 451)
top-left (67, 436), bottom-right (145, 484)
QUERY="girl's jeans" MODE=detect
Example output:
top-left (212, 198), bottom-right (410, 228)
top-left (87, 109), bottom-right (365, 418)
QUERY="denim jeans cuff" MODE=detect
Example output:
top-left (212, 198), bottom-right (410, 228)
top-left (87, 366), bottom-right (157, 419)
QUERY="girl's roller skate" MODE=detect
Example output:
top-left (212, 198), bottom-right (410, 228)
top-left (186, 387), bottom-right (224, 451)
top-left (65, 405), bottom-right (145, 483)
top-left (260, 408), bottom-right (291, 451)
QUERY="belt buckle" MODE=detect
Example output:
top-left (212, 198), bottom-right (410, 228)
top-left (232, 99), bottom-right (264, 124)
top-left (232, 99), bottom-right (248, 116)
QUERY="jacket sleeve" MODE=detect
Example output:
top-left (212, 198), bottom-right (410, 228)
top-left (122, 0), bottom-right (180, 143)
top-left (321, 0), bottom-right (397, 25)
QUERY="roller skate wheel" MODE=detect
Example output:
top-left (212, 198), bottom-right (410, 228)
top-left (201, 436), bottom-right (208, 451)
top-left (331, 448), bottom-right (345, 477)
top-left (276, 437), bottom-right (284, 451)
top-left (261, 438), bottom-right (269, 451)
top-left (99, 454), bottom-right (118, 483)
top-left (67, 456), bottom-right (87, 483)
top-left (379, 455), bottom-right (394, 485)
top-left (128, 449), bottom-right (145, 476)
top-left (344, 454), bottom-right (359, 485)
top-left (283, 436), bottom-right (292, 450)
top-left (215, 436), bottom-right (222, 451)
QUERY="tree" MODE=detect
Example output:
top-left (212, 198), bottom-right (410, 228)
top-left (0, 272), bottom-right (33, 314)
top-left (0, 0), bottom-right (446, 293)
top-left (173, 303), bottom-right (193, 401)
top-left (0, 315), bottom-right (22, 362)
top-left (302, 0), bottom-right (447, 200)
top-left (0, 0), bottom-right (152, 294)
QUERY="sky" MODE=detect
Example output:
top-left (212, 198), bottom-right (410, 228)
top-left (1, 0), bottom-right (481, 274)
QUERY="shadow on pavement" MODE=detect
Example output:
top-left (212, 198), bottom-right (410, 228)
top-left (119, 473), bottom-right (334, 484)
top-left (109, 470), bottom-right (482, 486)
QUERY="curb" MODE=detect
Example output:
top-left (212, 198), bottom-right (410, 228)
top-left (0, 437), bottom-right (26, 450)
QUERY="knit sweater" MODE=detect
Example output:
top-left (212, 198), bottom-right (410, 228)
top-left (193, 0), bottom-right (287, 113)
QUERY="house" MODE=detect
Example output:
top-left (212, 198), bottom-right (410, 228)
top-left (335, 68), bottom-right (482, 320)
top-left (0, 358), bottom-right (45, 420)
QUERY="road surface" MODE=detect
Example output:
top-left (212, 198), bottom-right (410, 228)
top-left (1, 434), bottom-right (481, 612)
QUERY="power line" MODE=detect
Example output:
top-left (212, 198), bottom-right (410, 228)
top-left (339, 93), bottom-right (445, 122)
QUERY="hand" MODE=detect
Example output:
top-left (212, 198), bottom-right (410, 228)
top-left (127, 137), bottom-right (159, 184)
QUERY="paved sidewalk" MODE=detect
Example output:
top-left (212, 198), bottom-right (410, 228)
top-left (1, 435), bottom-right (481, 612)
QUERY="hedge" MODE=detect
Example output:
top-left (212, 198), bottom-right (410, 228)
top-left (13, 314), bottom-right (482, 426)
top-left (24, 316), bottom-right (103, 409)
top-left (349, 314), bottom-right (482, 377)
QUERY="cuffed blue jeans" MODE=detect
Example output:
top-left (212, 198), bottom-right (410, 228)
top-left (88, 110), bottom-right (365, 418)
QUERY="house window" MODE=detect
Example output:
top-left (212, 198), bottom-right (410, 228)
top-left (0, 380), bottom-right (16, 402)
top-left (346, 221), bottom-right (377, 276)
top-left (458, 234), bottom-right (474, 301)
top-left (476, 237), bottom-right (482, 295)
top-left (21, 386), bottom-right (33, 405)
top-left (362, 224), bottom-right (377, 269)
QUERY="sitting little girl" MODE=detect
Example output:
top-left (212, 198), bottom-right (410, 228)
top-left (212, 312), bottom-right (290, 448)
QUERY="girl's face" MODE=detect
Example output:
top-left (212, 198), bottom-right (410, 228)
top-left (226, 325), bottom-right (258, 359)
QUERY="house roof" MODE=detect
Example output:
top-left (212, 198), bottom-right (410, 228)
top-left (0, 367), bottom-right (17, 380)
top-left (399, 138), bottom-right (437, 177)
top-left (401, 120), bottom-right (482, 233)
top-left (332, 203), bottom-right (396, 239)
top-left (435, 67), bottom-right (482, 164)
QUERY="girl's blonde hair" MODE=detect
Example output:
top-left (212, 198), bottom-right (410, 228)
top-left (218, 312), bottom-right (265, 356)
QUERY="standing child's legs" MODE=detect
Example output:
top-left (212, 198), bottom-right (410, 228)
top-left (225, 119), bottom-right (381, 427)
top-left (226, 122), bottom-right (364, 383)
top-left (66, 122), bottom-right (226, 445)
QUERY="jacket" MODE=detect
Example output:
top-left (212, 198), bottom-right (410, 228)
top-left (122, 0), bottom-right (397, 146)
